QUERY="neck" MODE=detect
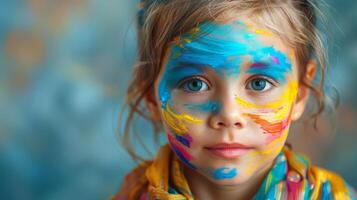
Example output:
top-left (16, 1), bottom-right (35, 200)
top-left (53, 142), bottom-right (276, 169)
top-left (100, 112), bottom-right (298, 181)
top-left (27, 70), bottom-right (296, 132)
top-left (183, 162), bottom-right (273, 200)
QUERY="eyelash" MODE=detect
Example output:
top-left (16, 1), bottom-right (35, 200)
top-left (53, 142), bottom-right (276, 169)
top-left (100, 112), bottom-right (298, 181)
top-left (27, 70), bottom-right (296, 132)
top-left (177, 75), bottom-right (277, 93)
top-left (245, 75), bottom-right (278, 92)
top-left (177, 76), bottom-right (211, 93)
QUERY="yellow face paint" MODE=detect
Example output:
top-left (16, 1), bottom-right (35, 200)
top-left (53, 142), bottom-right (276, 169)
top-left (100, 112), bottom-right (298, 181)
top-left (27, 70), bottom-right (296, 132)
top-left (254, 28), bottom-right (273, 36)
top-left (240, 79), bottom-right (298, 181)
top-left (156, 19), bottom-right (302, 185)
top-left (236, 80), bottom-right (298, 112)
top-left (246, 22), bottom-right (273, 36)
top-left (237, 79), bottom-right (298, 148)
top-left (161, 103), bottom-right (203, 135)
top-left (171, 27), bottom-right (201, 59)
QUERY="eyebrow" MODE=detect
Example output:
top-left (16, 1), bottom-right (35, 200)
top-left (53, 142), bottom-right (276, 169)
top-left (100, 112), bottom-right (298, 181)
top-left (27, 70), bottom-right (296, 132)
top-left (165, 64), bottom-right (205, 87)
top-left (169, 62), bottom-right (210, 72)
top-left (246, 62), bottom-right (290, 82)
top-left (250, 62), bottom-right (269, 69)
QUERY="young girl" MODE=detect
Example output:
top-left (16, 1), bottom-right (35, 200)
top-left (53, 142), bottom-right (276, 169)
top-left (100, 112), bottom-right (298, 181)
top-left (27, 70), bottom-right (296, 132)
top-left (114, 0), bottom-right (356, 199)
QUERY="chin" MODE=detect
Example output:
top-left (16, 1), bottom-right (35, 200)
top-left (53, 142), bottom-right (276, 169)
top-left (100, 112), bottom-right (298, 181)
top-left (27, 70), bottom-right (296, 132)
top-left (204, 169), bottom-right (254, 186)
top-left (210, 175), bottom-right (251, 186)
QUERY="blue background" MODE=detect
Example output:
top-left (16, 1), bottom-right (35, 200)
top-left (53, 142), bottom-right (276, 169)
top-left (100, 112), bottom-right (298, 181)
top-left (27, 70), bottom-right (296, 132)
top-left (0, 0), bottom-right (356, 199)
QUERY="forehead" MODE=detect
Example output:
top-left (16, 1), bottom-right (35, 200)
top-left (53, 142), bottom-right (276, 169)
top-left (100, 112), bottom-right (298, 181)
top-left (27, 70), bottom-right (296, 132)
top-left (163, 20), bottom-right (294, 75)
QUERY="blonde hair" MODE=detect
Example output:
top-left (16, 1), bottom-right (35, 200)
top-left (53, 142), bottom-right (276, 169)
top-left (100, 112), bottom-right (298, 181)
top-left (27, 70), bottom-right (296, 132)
top-left (121, 0), bottom-right (328, 161)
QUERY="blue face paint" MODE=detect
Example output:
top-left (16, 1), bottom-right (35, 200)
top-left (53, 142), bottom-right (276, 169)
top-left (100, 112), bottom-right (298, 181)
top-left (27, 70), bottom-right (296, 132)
top-left (212, 167), bottom-right (238, 180)
top-left (158, 21), bottom-right (292, 107)
top-left (183, 100), bottom-right (221, 114)
top-left (166, 65), bottom-right (204, 88)
top-left (246, 47), bottom-right (292, 83)
top-left (159, 80), bottom-right (171, 108)
top-left (169, 22), bottom-right (246, 76)
top-left (175, 134), bottom-right (193, 148)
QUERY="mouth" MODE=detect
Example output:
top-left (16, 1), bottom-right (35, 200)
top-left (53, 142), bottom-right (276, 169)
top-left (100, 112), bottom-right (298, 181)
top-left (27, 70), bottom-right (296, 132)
top-left (204, 143), bottom-right (253, 159)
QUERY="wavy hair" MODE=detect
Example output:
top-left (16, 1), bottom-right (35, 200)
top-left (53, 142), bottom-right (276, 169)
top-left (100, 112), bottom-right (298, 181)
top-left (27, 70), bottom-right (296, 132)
top-left (120, 0), bottom-right (331, 161)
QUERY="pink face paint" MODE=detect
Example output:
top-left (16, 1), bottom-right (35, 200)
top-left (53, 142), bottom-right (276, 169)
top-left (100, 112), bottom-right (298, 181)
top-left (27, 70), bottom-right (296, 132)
top-left (167, 134), bottom-right (196, 169)
top-left (251, 62), bottom-right (267, 68)
top-left (271, 56), bottom-right (280, 64)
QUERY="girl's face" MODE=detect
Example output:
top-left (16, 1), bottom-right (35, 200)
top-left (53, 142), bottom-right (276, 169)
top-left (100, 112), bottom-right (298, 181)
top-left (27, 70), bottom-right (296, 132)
top-left (152, 19), bottom-right (306, 185)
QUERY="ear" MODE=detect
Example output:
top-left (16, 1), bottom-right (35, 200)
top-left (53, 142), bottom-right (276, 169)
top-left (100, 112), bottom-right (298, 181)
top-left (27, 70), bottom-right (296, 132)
top-left (144, 89), bottom-right (161, 122)
top-left (291, 60), bottom-right (317, 121)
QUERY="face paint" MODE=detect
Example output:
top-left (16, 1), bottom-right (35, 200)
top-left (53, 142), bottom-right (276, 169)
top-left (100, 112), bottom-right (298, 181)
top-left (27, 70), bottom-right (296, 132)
top-left (239, 79), bottom-right (297, 182)
top-left (162, 21), bottom-right (291, 83)
top-left (165, 65), bottom-right (205, 91)
top-left (169, 23), bottom-right (244, 77)
top-left (254, 29), bottom-right (273, 36)
top-left (239, 80), bottom-right (298, 144)
top-left (246, 113), bottom-right (289, 135)
top-left (183, 100), bottom-right (221, 114)
top-left (271, 56), bottom-right (279, 65)
top-left (245, 22), bottom-right (274, 37)
top-left (168, 133), bottom-right (196, 169)
top-left (236, 80), bottom-right (298, 111)
top-left (161, 103), bottom-right (202, 135)
top-left (175, 133), bottom-right (193, 148)
top-left (212, 167), bottom-right (238, 180)
top-left (161, 104), bottom-right (199, 169)
top-left (246, 47), bottom-right (292, 83)
top-left (160, 20), bottom-right (293, 135)
top-left (156, 19), bottom-right (299, 184)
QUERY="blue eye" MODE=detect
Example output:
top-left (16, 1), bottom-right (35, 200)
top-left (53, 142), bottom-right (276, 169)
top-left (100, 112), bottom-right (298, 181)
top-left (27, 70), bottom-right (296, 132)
top-left (247, 78), bottom-right (272, 91)
top-left (181, 78), bottom-right (209, 92)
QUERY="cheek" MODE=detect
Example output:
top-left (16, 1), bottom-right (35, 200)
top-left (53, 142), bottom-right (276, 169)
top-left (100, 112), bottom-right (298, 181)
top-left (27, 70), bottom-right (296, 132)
top-left (160, 100), bottom-right (204, 170)
top-left (160, 101), bottom-right (202, 135)
top-left (160, 103), bottom-right (199, 149)
top-left (238, 80), bottom-right (298, 144)
top-left (182, 100), bottom-right (222, 115)
top-left (158, 72), bottom-right (211, 169)
top-left (245, 104), bottom-right (292, 144)
top-left (167, 133), bottom-right (197, 169)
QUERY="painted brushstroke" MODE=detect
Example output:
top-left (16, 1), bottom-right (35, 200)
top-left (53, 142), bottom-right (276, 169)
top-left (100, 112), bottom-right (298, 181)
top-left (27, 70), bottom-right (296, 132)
top-left (245, 113), bottom-right (289, 137)
top-left (212, 167), bottom-right (238, 180)
top-left (166, 65), bottom-right (204, 90)
top-left (246, 47), bottom-right (292, 83)
top-left (168, 134), bottom-right (196, 169)
top-left (161, 103), bottom-right (202, 135)
top-left (175, 133), bottom-right (193, 148)
top-left (236, 80), bottom-right (298, 111)
top-left (159, 21), bottom-right (294, 109)
top-left (183, 100), bottom-right (221, 114)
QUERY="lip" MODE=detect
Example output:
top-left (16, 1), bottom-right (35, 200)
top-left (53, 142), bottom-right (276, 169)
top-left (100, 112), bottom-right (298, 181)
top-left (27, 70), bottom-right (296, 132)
top-left (204, 143), bottom-right (253, 159)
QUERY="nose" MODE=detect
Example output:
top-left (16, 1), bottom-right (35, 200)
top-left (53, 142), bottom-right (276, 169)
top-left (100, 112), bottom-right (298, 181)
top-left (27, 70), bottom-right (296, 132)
top-left (209, 97), bottom-right (247, 130)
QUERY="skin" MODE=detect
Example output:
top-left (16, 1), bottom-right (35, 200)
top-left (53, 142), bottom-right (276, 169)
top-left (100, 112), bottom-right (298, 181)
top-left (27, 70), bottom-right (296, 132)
top-left (145, 17), bottom-right (316, 200)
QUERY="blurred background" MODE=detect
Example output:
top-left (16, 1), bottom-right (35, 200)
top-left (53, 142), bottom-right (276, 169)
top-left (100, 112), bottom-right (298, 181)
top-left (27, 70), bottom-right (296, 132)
top-left (0, 0), bottom-right (356, 199)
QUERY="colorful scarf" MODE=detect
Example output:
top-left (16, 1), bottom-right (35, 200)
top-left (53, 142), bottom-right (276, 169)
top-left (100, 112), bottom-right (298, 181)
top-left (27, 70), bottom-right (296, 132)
top-left (112, 144), bottom-right (356, 200)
